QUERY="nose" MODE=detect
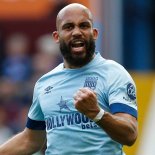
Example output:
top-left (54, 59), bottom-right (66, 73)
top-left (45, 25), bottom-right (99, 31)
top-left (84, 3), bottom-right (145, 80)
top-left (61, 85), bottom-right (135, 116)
top-left (72, 26), bottom-right (82, 37)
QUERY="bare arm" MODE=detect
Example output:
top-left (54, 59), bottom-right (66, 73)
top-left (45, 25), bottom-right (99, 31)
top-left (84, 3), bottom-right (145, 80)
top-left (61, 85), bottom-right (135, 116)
top-left (74, 88), bottom-right (138, 146)
top-left (96, 112), bottom-right (137, 146)
top-left (0, 128), bottom-right (46, 155)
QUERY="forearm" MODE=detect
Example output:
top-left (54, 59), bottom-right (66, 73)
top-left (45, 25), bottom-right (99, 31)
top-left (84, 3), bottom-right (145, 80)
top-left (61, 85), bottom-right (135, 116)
top-left (97, 112), bottom-right (138, 146)
top-left (0, 130), bottom-right (42, 155)
top-left (73, 88), bottom-right (138, 146)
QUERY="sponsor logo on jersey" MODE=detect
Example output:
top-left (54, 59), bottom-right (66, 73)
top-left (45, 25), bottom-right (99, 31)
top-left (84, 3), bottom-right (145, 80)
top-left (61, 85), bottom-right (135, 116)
top-left (45, 112), bottom-right (99, 130)
top-left (83, 76), bottom-right (98, 90)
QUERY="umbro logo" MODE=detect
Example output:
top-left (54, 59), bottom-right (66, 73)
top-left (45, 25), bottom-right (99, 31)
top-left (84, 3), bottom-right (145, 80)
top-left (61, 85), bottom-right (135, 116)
top-left (44, 86), bottom-right (53, 94)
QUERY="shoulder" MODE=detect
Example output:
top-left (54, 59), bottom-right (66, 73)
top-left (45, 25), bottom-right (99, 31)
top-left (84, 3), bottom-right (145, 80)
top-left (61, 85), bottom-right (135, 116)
top-left (93, 53), bottom-right (133, 81)
top-left (99, 59), bottom-right (135, 89)
top-left (105, 59), bottom-right (125, 71)
top-left (34, 63), bottom-right (63, 90)
top-left (96, 53), bottom-right (126, 72)
top-left (104, 59), bottom-right (131, 78)
top-left (39, 63), bottom-right (63, 80)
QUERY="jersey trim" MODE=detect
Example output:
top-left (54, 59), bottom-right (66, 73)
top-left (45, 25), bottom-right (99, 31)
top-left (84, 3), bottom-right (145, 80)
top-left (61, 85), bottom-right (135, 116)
top-left (26, 117), bottom-right (46, 130)
top-left (110, 103), bottom-right (137, 118)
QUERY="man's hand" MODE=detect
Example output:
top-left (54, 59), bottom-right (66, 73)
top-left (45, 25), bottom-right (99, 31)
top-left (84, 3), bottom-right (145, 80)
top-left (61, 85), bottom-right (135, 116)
top-left (73, 88), bottom-right (100, 120)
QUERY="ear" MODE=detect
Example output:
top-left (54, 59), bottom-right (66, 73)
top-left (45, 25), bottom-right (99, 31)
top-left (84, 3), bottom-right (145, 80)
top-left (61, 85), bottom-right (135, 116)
top-left (93, 28), bottom-right (99, 40)
top-left (52, 31), bottom-right (59, 43)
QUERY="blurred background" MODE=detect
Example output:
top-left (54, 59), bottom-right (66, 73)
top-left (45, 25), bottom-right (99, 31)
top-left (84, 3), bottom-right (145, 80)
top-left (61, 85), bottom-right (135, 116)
top-left (0, 0), bottom-right (154, 155)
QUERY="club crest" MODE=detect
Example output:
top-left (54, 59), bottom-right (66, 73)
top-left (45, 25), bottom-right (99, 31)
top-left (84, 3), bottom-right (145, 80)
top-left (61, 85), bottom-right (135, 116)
top-left (83, 76), bottom-right (98, 90)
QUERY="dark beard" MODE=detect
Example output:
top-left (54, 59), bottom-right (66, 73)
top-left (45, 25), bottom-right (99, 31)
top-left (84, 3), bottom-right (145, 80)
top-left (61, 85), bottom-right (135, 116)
top-left (59, 37), bottom-right (96, 67)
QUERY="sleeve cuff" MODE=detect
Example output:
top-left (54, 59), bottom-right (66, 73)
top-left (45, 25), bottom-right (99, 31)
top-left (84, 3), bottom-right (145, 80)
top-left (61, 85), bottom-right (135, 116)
top-left (26, 117), bottom-right (46, 130)
top-left (110, 103), bottom-right (138, 119)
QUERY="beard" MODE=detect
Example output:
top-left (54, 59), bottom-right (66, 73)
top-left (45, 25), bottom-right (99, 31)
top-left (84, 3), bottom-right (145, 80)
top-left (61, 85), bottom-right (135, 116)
top-left (59, 37), bottom-right (96, 67)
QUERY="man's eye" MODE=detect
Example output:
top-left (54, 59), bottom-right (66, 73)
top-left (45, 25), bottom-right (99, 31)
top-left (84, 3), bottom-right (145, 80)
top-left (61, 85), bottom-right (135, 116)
top-left (67, 26), bottom-right (72, 30)
top-left (80, 24), bottom-right (90, 29)
top-left (64, 25), bottom-right (73, 30)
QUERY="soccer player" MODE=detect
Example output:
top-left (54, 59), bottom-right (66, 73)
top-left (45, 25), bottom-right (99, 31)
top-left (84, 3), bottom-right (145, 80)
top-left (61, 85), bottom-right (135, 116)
top-left (0, 3), bottom-right (138, 155)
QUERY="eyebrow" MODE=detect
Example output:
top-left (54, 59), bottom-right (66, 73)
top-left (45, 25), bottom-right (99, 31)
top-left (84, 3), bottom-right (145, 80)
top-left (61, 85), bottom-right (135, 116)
top-left (62, 20), bottom-right (91, 26)
top-left (61, 22), bottom-right (74, 29)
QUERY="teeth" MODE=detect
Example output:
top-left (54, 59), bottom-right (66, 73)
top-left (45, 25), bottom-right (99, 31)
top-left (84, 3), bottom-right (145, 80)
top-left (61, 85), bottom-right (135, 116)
top-left (74, 41), bottom-right (82, 44)
top-left (72, 40), bottom-right (84, 47)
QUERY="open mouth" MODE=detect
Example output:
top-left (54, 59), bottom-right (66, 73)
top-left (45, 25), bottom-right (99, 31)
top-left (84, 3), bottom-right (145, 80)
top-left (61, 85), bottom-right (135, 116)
top-left (71, 40), bottom-right (85, 53)
top-left (71, 40), bottom-right (85, 48)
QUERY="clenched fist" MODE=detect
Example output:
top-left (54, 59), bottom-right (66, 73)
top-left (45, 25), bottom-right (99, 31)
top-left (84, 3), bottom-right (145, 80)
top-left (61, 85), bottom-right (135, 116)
top-left (73, 87), bottom-right (100, 120)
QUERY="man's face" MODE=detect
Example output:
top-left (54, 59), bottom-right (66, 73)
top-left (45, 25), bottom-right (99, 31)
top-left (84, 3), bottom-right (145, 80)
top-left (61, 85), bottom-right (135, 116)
top-left (59, 35), bottom-right (96, 67)
top-left (55, 8), bottom-right (98, 67)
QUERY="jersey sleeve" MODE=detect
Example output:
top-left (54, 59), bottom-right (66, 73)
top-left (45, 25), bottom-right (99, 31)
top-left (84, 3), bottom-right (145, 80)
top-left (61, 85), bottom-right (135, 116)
top-left (26, 82), bottom-right (46, 130)
top-left (107, 62), bottom-right (137, 118)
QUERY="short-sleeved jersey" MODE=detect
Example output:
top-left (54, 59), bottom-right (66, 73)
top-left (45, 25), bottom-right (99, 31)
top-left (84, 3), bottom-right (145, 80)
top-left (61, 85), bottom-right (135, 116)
top-left (27, 52), bottom-right (137, 155)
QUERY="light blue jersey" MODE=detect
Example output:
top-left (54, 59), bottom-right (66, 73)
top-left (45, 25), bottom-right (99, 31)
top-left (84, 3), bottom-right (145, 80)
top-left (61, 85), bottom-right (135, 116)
top-left (27, 52), bottom-right (137, 155)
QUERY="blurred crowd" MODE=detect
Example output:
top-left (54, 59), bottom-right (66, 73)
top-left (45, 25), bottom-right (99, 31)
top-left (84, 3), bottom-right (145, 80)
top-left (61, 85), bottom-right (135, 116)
top-left (0, 1), bottom-right (77, 151)
top-left (0, 1), bottom-right (74, 154)
top-left (0, 32), bottom-right (62, 150)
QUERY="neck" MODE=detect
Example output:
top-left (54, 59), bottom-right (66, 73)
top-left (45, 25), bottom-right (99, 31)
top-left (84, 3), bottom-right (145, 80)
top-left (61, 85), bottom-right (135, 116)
top-left (63, 54), bottom-right (95, 69)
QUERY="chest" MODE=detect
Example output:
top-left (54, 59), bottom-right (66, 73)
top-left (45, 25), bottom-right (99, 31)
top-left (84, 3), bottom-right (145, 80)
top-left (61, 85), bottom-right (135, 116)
top-left (38, 72), bottom-right (107, 118)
